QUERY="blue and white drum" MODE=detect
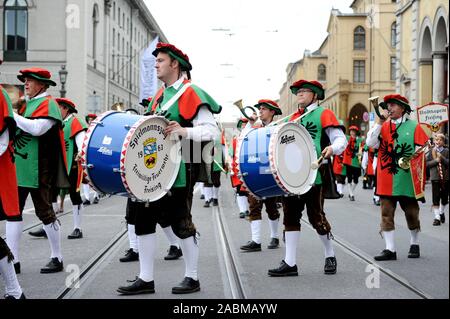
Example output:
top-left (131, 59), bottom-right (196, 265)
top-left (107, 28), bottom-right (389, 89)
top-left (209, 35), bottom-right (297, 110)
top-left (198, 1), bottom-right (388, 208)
top-left (237, 122), bottom-right (317, 199)
top-left (81, 111), bottom-right (181, 202)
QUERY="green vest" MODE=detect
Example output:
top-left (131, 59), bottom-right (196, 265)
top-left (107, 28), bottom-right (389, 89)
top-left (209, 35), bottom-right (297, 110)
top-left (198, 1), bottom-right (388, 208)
top-left (299, 107), bottom-right (325, 185)
top-left (63, 115), bottom-right (88, 173)
top-left (15, 97), bottom-right (62, 188)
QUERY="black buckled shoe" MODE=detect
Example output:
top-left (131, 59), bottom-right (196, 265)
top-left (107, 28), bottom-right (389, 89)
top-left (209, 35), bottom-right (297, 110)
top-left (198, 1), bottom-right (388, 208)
top-left (374, 249), bottom-right (397, 261)
top-left (267, 238), bottom-right (279, 249)
top-left (14, 262), bottom-right (20, 274)
top-left (240, 241), bottom-right (261, 252)
top-left (408, 244), bottom-right (420, 258)
top-left (40, 258), bottom-right (63, 274)
top-left (433, 219), bottom-right (441, 226)
top-left (164, 245), bottom-right (183, 260)
top-left (440, 214), bottom-right (445, 224)
top-left (324, 256), bottom-right (337, 274)
top-left (268, 260), bottom-right (298, 277)
top-left (203, 200), bottom-right (211, 208)
top-left (212, 199), bottom-right (219, 206)
top-left (67, 228), bottom-right (83, 239)
top-left (172, 277), bottom-right (200, 294)
top-left (239, 212), bottom-right (246, 219)
top-left (349, 195), bottom-right (355, 201)
top-left (93, 197), bottom-right (99, 204)
top-left (4, 293), bottom-right (26, 299)
top-left (119, 249), bottom-right (139, 262)
top-left (117, 278), bottom-right (155, 295)
top-left (29, 227), bottom-right (47, 238)
top-left (83, 200), bottom-right (91, 206)
top-left (200, 194), bottom-right (205, 200)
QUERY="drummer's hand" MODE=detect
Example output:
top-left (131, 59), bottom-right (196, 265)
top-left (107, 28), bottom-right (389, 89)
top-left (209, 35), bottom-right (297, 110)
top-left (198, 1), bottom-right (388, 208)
top-left (165, 121), bottom-right (187, 138)
top-left (321, 146), bottom-right (333, 159)
top-left (75, 152), bottom-right (83, 162)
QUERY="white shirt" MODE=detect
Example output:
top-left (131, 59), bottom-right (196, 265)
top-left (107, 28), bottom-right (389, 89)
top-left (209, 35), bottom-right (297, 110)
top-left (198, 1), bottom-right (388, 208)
top-left (13, 92), bottom-right (56, 136)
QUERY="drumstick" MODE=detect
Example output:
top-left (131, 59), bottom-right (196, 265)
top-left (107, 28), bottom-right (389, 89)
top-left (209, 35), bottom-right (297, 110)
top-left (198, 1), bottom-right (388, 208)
top-left (214, 160), bottom-right (228, 174)
top-left (311, 156), bottom-right (324, 170)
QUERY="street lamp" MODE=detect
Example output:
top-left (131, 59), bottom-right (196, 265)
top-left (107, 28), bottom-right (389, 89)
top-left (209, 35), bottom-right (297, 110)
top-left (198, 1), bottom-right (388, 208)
top-left (59, 65), bottom-right (68, 98)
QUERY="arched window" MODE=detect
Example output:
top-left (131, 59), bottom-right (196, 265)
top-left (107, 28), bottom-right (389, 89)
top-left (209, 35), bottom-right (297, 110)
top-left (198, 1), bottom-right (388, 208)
top-left (318, 64), bottom-right (326, 81)
top-left (391, 22), bottom-right (396, 48)
top-left (92, 4), bottom-right (99, 68)
top-left (353, 26), bottom-right (365, 50)
top-left (3, 0), bottom-right (28, 61)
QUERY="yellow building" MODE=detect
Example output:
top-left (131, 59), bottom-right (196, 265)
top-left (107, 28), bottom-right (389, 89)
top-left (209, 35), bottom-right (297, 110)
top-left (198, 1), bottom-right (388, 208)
top-left (396, 0), bottom-right (448, 108)
top-left (280, 0), bottom-right (399, 135)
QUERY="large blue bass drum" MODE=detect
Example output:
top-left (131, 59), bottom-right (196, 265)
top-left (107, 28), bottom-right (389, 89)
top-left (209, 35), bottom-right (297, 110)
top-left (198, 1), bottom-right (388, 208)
top-left (81, 111), bottom-right (181, 202)
top-left (237, 122), bottom-right (317, 199)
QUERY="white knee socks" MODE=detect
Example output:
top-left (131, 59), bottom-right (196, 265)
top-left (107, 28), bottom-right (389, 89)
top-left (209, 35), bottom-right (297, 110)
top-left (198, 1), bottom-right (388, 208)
top-left (162, 226), bottom-right (180, 249)
top-left (6, 221), bottom-right (23, 264)
top-left (127, 224), bottom-right (138, 252)
top-left (179, 236), bottom-right (199, 280)
top-left (137, 233), bottom-right (156, 282)
top-left (250, 220), bottom-right (262, 244)
top-left (284, 231), bottom-right (300, 267)
top-left (73, 204), bottom-right (82, 230)
top-left (43, 223), bottom-right (62, 262)
top-left (0, 256), bottom-right (22, 298)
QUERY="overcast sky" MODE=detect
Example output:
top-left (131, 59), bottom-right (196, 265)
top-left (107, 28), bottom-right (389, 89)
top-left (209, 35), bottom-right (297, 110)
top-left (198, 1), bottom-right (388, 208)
top-left (143, 0), bottom-right (353, 121)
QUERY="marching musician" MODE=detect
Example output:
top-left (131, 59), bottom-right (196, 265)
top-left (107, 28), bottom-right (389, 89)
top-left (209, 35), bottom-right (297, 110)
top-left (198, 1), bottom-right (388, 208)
top-left (117, 43), bottom-right (221, 295)
top-left (0, 58), bottom-right (25, 298)
top-left (203, 126), bottom-right (225, 208)
top-left (366, 94), bottom-right (429, 261)
top-left (6, 68), bottom-right (69, 274)
top-left (268, 80), bottom-right (347, 277)
top-left (332, 120), bottom-right (347, 198)
top-left (81, 114), bottom-right (100, 206)
top-left (362, 143), bottom-right (380, 205)
top-left (343, 126), bottom-right (363, 201)
top-left (29, 98), bottom-right (88, 240)
top-left (240, 100), bottom-right (282, 252)
top-left (230, 118), bottom-right (250, 218)
top-left (426, 133), bottom-right (448, 226)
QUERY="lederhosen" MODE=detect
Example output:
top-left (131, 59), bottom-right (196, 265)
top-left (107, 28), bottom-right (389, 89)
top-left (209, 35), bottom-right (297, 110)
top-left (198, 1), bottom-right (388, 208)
top-left (282, 106), bottom-right (341, 234)
top-left (376, 119), bottom-right (429, 231)
top-left (51, 114), bottom-right (87, 206)
top-left (14, 96), bottom-right (69, 225)
top-left (131, 80), bottom-right (221, 237)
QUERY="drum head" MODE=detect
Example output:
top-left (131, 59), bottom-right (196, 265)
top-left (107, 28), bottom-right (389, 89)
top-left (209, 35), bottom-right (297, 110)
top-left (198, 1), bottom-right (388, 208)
top-left (269, 122), bottom-right (317, 195)
top-left (121, 116), bottom-right (181, 202)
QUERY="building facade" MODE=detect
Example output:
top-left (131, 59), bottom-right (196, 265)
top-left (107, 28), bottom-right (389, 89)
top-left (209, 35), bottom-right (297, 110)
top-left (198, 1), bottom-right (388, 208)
top-left (1, 0), bottom-right (167, 115)
top-left (279, 0), bottom-right (399, 134)
top-left (395, 0), bottom-right (448, 108)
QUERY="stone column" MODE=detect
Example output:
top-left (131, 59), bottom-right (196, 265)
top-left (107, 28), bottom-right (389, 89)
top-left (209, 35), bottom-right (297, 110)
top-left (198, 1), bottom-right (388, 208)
top-left (432, 51), bottom-right (447, 103)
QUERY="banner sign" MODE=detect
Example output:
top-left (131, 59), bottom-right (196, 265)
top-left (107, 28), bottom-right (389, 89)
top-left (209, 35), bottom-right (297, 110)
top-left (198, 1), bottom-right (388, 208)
top-left (416, 102), bottom-right (449, 132)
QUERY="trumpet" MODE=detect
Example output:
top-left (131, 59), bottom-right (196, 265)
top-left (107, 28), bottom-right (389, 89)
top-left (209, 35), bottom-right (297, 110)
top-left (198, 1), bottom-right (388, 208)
top-left (398, 142), bottom-right (431, 170)
top-left (233, 99), bottom-right (258, 121)
top-left (369, 96), bottom-right (388, 120)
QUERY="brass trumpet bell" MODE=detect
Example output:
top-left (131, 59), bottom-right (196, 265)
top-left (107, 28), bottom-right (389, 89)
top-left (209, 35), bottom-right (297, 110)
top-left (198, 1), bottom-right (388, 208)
top-left (398, 157), bottom-right (410, 170)
top-left (233, 99), bottom-right (257, 121)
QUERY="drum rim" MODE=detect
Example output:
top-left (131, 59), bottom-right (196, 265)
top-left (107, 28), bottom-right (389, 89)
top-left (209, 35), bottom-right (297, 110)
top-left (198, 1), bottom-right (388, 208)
top-left (235, 127), bottom-right (261, 199)
top-left (120, 115), bottom-right (182, 202)
top-left (268, 122), bottom-right (317, 195)
top-left (80, 110), bottom-right (118, 195)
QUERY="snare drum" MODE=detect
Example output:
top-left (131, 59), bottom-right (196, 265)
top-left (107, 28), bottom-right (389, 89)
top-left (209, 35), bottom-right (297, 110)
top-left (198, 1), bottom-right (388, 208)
top-left (237, 122), bottom-right (317, 199)
top-left (81, 111), bottom-right (181, 202)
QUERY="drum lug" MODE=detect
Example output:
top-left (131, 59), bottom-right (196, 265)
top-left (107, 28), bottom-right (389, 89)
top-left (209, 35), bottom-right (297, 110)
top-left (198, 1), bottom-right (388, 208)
top-left (82, 164), bottom-right (94, 169)
top-left (264, 168), bottom-right (272, 174)
top-left (124, 125), bottom-right (131, 130)
top-left (113, 168), bottom-right (125, 174)
top-left (239, 172), bottom-right (249, 177)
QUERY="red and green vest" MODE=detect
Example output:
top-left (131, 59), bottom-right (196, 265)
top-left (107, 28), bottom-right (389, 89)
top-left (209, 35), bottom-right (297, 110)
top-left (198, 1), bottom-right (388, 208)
top-left (364, 144), bottom-right (376, 176)
top-left (0, 86), bottom-right (19, 217)
top-left (376, 119), bottom-right (429, 198)
top-left (15, 96), bottom-right (66, 188)
top-left (343, 136), bottom-right (362, 168)
top-left (288, 106), bottom-right (340, 184)
top-left (229, 136), bottom-right (243, 188)
top-left (63, 114), bottom-right (88, 189)
top-left (148, 79), bottom-right (222, 188)
top-left (333, 154), bottom-right (346, 176)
